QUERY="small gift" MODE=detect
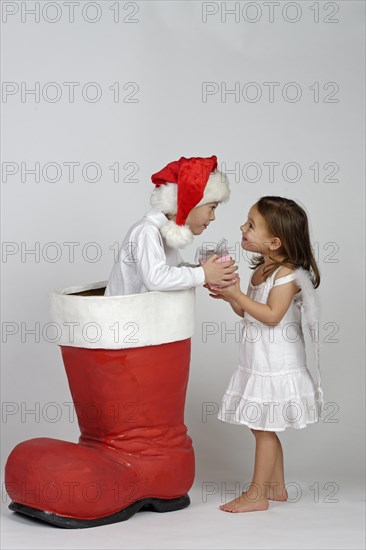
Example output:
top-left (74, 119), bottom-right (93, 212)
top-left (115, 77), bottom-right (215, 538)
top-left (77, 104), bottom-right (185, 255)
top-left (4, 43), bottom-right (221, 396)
top-left (195, 238), bottom-right (239, 290)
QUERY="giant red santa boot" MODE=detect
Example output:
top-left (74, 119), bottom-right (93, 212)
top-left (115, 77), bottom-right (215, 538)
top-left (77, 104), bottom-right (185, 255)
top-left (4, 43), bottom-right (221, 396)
top-left (5, 282), bottom-right (195, 528)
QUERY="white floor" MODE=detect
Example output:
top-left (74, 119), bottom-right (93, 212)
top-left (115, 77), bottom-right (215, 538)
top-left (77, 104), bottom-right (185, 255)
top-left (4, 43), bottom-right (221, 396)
top-left (1, 478), bottom-right (364, 549)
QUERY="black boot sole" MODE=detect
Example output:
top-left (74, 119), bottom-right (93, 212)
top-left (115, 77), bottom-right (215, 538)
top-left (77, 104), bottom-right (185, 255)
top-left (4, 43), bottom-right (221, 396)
top-left (8, 494), bottom-right (190, 529)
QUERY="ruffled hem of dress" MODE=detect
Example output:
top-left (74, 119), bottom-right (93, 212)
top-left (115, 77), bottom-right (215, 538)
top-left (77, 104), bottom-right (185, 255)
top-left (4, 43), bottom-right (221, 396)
top-left (217, 390), bottom-right (324, 431)
top-left (222, 364), bottom-right (321, 406)
top-left (217, 416), bottom-right (320, 432)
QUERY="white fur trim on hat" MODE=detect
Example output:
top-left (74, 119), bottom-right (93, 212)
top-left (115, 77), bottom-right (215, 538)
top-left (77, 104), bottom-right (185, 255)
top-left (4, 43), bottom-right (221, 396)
top-left (150, 183), bottom-right (177, 214)
top-left (195, 170), bottom-right (230, 207)
top-left (150, 169), bottom-right (230, 249)
top-left (150, 170), bottom-right (230, 214)
top-left (160, 221), bottom-right (194, 249)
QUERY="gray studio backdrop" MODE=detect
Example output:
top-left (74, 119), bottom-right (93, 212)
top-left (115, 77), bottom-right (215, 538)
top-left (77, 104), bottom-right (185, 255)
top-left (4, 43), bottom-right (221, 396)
top-left (1, 0), bottom-right (365, 500)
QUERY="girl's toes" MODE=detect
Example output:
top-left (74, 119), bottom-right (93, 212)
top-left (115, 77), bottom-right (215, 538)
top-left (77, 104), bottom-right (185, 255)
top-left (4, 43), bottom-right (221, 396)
top-left (220, 504), bottom-right (233, 512)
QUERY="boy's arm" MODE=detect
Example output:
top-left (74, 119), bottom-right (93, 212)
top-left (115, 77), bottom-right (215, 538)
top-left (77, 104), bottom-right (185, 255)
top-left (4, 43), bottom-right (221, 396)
top-left (178, 261), bottom-right (199, 268)
top-left (176, 248), bottom-right (199, 269)
top-left (134, 227), bottom-right (205, 291)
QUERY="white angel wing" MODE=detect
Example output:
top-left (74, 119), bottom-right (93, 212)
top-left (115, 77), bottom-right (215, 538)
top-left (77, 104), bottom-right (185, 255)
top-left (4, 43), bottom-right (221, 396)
top-left (294, 267), bottom-right (324, 415)
top-left (294, 267), bottom-right (321, 338)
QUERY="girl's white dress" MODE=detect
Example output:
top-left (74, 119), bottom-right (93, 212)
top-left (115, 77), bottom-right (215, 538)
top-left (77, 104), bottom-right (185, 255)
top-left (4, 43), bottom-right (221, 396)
top-left (218, 265), bottom-right (324, 431)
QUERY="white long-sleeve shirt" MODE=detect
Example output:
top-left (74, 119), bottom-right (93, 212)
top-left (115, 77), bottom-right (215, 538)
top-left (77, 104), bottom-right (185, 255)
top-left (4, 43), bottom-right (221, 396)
top-left (104, 209), bottom-right (206, 296)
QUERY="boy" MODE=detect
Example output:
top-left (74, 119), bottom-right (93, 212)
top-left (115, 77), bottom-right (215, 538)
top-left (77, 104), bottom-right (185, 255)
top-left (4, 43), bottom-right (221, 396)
top-left (104, 155), bottom-right (238, 296)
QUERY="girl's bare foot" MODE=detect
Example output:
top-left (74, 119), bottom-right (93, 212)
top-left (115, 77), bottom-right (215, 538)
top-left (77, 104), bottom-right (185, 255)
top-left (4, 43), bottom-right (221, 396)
top-left (219, 492), bottom-right (269, 513)
top-left (269, 486), bottom-right (288, 501)
top-left (242, 486), bottom-right (288, 501)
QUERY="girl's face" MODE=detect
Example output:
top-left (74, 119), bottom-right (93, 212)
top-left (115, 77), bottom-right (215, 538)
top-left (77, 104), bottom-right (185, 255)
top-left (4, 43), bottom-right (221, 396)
top-left (186, 202), bottom-right (218, 235)
top-left (240, 204), bottom-right (279, 255)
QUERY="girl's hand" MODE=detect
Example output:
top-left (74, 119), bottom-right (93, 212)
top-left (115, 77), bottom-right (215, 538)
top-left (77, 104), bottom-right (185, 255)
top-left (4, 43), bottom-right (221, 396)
top-left (208, 290), bottom-right (231, 302)
top-left (203, 283), bottom-right (230, 302)
top-left (205, 277), bottom-right (242, 302)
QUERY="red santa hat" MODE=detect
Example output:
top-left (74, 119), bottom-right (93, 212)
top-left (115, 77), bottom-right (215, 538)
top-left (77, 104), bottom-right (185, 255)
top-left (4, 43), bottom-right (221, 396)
top-left (150, 155), bottom-right (230, 248)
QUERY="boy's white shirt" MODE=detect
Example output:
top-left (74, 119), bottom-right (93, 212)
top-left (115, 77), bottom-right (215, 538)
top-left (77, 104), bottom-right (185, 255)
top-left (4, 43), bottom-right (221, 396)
top-left (104, 209), bottom-right (205, 296)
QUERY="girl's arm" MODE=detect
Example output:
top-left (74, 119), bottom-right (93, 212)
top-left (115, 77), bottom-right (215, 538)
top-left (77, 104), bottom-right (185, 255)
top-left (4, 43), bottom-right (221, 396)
top-left (214, 275), bottom-right (300, 325)
top-left (205, 284), bottom-right (244, 317)
top-left (229, 300), bottom-right (245, 318)
top-left (234, 283), bottom-right (299, 324)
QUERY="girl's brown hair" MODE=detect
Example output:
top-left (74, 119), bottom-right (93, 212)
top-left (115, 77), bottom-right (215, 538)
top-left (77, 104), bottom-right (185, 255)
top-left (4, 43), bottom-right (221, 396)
top-left (249, 196), bottom-right (320, 288)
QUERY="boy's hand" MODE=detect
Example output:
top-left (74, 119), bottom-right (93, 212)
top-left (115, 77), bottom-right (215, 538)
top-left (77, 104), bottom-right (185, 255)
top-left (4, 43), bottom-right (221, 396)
top-left (202, 254), bottom-right (238, 287)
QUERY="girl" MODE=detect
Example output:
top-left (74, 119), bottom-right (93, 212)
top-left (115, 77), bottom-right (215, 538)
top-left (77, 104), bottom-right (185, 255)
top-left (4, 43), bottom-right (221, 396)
top-left (207, 196), bottom-right (324, 513)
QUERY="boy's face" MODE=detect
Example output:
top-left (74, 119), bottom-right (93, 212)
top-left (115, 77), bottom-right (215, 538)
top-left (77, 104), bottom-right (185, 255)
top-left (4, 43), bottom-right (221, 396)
top-left (186, 202), bottom-right (218, 235)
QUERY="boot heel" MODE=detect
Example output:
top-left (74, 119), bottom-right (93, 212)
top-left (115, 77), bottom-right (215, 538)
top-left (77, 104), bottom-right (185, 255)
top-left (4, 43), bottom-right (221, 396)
top-left (145, 494), bottom-right (190, 513)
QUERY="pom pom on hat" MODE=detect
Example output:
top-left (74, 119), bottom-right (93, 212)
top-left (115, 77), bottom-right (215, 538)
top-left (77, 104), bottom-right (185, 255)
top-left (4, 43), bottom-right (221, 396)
top-left (150, 156), bottom-right (230, 248)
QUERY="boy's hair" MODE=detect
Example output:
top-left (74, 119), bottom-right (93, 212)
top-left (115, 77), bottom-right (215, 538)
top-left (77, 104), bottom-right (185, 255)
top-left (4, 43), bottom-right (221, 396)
top-left (250, 196), bottom-right (321, 288)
